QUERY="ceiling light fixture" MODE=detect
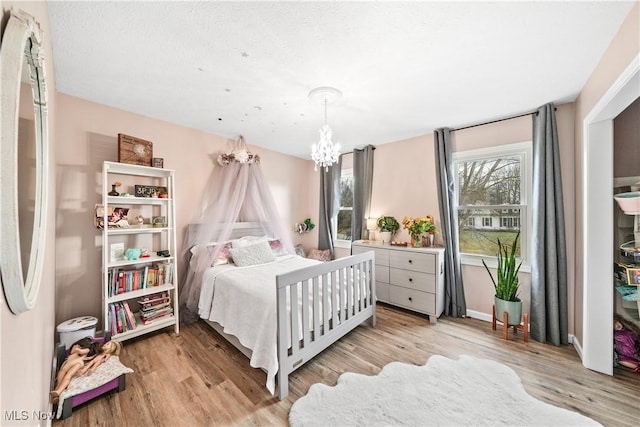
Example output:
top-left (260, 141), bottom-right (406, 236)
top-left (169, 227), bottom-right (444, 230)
top-left (309, 86), bottom-right (342, 172)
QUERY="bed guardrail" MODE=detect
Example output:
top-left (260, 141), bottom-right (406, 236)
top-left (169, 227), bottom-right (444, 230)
top-left (275, 250), bottom-right (376, 399)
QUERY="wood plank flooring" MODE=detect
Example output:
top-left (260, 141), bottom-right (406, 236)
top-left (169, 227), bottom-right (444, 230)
top-left (53, 304), bottom-right (640, 426)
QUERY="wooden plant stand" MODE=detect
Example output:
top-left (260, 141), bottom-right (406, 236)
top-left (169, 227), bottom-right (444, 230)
top-left (492, 305), bottom-right (528, 342)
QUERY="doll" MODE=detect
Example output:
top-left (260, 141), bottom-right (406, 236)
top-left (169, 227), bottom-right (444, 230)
top-left (614, 319), bottom-right (640, 373)
top-left (50, 338), bottom-right (123, 403)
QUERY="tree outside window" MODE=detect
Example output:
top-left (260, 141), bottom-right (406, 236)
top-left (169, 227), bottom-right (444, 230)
top-left (336, 171), bottom-right (353, 241)
top-left (454, 142), bottom-right (531, 260)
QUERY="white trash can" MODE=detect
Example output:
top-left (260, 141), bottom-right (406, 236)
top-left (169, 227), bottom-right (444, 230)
top-left (57, 316), bottom-right (98, 349)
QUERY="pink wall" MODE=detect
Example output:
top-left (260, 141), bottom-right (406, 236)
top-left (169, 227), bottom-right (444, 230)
top-left (573, 1), bottom-right (639, 344)
top-left (54, 94), bottom-right (315, 329)
top-left (360, 104), bottom-right (576, 325)
top-left (1, 0), bottom-right (57, 420)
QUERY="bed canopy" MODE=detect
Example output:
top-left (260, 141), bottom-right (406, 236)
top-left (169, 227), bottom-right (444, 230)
top-left (179, 136), bottom-right (295, 323)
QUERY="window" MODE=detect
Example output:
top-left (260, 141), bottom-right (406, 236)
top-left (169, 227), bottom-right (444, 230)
top-left (453, 142), bottom-right (531, 265)
top-left (335, 169), bottom-right (353, 243)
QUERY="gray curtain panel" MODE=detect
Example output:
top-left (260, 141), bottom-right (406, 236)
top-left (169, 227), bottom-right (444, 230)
top-left (318, 157), bottom-right (343, 254)
top-left (531, 103), bottom-right (568, 345)
top-left (434, 128), bottom-right (467, 317)
top-left (352, 145), bottom-right (375, 241)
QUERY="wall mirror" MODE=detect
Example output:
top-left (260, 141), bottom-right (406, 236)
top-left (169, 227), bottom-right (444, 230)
top-left (0, 9), bottom-right (49, 314)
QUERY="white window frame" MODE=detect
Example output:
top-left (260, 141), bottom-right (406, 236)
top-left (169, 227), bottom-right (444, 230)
top-left (333, 168), bottom-right (353, 249)
top-left (452, 141), bottom-right (532, 272)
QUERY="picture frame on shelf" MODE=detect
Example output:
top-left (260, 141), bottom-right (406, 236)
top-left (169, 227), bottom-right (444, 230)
top-left (110, 243), bottom-right (125, 262)
top-left (152, 216), bottom-right (166, 228)
top-left (152, 157), bottom-right (164, 168)
top-left (95, 205), bottom-right (130, 229)
top-left (627, 268), bottom-right (640, 285)
top-left (118, 133), bottom-right (153, 166)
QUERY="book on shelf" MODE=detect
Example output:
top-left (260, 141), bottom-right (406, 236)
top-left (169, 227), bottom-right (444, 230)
top-left (140, 300), bottom-right (171, 312)
top-left (107, 261), bottom-right (174, 297)
top-left (138, 290), bottom-right (173, 324)
top-left (108, 301), bottom-right (137, 334)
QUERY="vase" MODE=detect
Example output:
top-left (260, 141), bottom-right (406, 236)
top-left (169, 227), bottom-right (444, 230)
top-left (108, 185), bottom-right (119, 196)
top-left (410, 234), bottom-right (423, 248)
top-left (423, 233), bottom-right (435, 247)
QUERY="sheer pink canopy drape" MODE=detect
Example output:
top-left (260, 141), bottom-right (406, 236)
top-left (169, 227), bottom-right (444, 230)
top-left (179, 140), bottom-right (294, 323)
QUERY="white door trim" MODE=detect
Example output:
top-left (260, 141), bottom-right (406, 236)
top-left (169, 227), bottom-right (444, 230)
top-left (582, 54), bottom-right (639, 374)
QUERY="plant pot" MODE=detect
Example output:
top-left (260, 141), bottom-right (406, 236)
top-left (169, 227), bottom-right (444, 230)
top-left (410, 234), bottom-right (422, 247)
top-left (380, 231), bottom-right (392, 243)
top-left (494, 297), bottom-right (522, 326)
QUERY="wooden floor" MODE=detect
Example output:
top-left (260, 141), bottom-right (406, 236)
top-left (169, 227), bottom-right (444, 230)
top-left (53, 304), bottom-right (640, 426)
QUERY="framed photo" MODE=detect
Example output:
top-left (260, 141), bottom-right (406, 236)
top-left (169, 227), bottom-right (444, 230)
top-left (94, 205), bottom-right (130, 229)
top-left (627, 268), bottom-right (640, 285)
top-left (152, 157), bottom-right (164, 168)
top-left (118, 133), bottom-right (153, 166)
top-left (110, 243), bottom-right (125, 262)
top-left (152, 216), bottom-right (166, 228)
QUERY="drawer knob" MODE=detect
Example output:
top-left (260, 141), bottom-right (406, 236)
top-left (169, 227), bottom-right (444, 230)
top-left (408, 260), bottom-right (413, 264)
top-left (409, 278), bottom-right (413, 282)
top-left (408, 297), bottom-right (413, 302)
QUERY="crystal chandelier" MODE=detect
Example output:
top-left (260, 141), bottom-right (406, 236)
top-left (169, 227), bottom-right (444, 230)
top-left (309, 87), bottom-right (342, 171)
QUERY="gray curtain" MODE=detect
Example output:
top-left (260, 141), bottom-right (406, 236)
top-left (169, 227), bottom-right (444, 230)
top-left (434, 128), bottom-right (466, 317)
top-left (531, 103), bottom-right (568, 345)
top-left (352, 145), bottom-right (375, 241)
top-left (318, 157), bottom-right (342, 254)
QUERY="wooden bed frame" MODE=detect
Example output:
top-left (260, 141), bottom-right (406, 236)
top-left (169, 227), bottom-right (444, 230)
top-left (189, 223), bottom-right (376, 399)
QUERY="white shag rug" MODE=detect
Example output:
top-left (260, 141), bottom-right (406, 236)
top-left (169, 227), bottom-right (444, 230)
top-left (289, 355), bottom-right (601, 426)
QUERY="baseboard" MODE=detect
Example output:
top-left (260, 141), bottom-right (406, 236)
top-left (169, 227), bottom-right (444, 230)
top-left (570, 334), bottom-right (583, 361)
top-left (465, 309), bottom-right (531, 331)
top-left (465, 309), bottom-right (493, 323)
top-left (467, 310), bottom-right (582, 355)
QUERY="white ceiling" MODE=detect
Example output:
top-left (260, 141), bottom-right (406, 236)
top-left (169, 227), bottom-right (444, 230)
top-left (48, 1), bottom-right (636, 159)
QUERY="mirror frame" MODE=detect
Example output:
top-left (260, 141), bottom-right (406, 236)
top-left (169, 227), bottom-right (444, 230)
top-left (0, 9), bottom-right (49, 314)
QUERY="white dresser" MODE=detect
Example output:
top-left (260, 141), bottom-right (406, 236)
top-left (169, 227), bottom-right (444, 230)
top-left (351, 240), bottom-right (445, 324)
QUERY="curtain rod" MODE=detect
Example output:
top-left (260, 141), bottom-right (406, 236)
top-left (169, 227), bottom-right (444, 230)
top-left (452, 110), bottom-right (536, 132)
top-left (451, 106), bottom-right (558, 132)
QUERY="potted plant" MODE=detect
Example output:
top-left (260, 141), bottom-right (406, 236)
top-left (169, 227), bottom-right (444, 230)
top-left (482, 232), bottom-right (523, 326)
top-left (377, 216), bottom-right (400, 243)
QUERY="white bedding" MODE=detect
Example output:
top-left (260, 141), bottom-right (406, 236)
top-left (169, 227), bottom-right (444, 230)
top-left (198, 254), bottom-right (322, 395)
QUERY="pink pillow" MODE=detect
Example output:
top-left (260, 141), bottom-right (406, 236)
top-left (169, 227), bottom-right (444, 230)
top-left (208, 243), bottom-right (232, 266)
top-left (307, 249), bottom-right (331, 262)
top-left (269, 239), bottom-right (289, 257)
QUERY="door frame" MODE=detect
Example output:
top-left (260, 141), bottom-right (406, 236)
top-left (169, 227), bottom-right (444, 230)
top-left (582, 54), bottom-right (639, 374)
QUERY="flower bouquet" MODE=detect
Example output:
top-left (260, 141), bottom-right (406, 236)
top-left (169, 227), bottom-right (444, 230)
top-left (402, 215), bottom-right (436, 247)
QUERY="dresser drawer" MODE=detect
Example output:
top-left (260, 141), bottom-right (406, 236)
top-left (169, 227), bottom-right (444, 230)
top-left (375, 265), bottom-right (389, 283)
top-left (352, 246), bottom-right (389, 266)
top-left (390, 268), bottom-right (436, 293)
top-left (389, 286), bottom-right (435, 314)
top-left (375, 282), bottom-right (390, 303)
top-left (389, 251), bottom-right (435, 274)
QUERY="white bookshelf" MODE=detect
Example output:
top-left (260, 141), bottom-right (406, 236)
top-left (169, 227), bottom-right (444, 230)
top-left (101, 161), bottom-right (179, 341)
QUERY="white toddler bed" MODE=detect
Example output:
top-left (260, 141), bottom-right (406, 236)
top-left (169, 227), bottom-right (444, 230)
top-left (197, 249), bottom-right (376, 399)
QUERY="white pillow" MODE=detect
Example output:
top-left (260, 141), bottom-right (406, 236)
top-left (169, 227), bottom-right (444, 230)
top-left (229, 240), bottom-right (275, 267)
top-left (231, 235), bottom-right (268, 249)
